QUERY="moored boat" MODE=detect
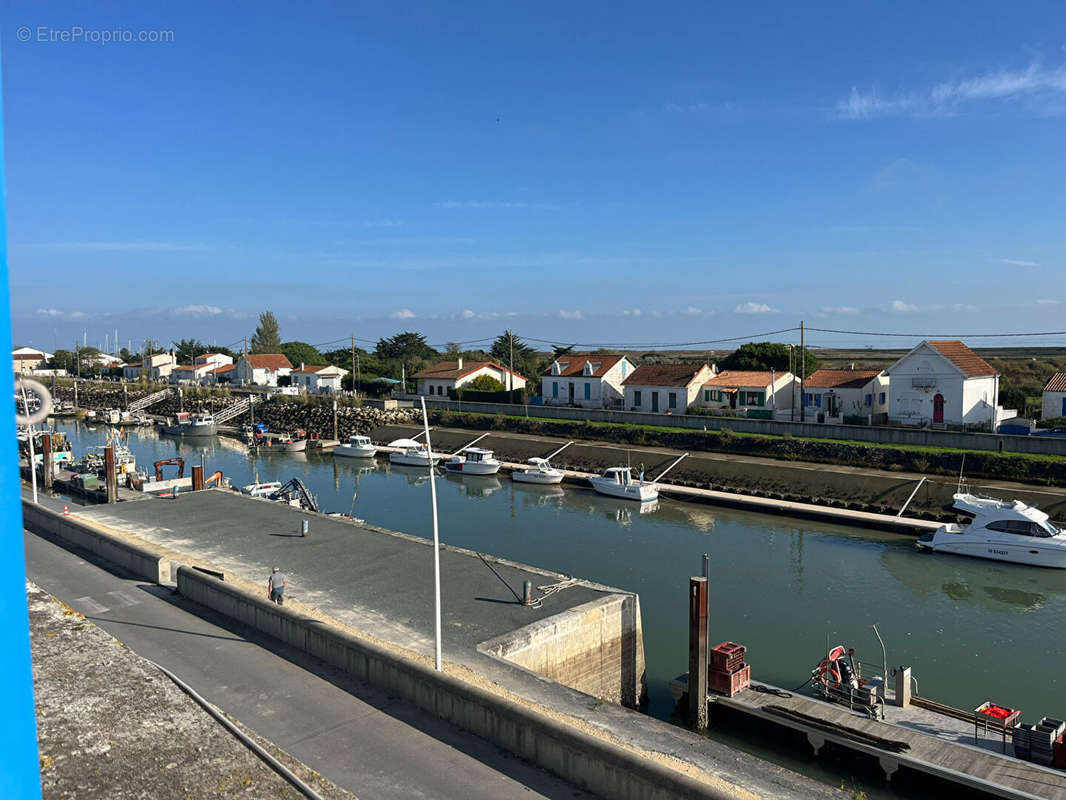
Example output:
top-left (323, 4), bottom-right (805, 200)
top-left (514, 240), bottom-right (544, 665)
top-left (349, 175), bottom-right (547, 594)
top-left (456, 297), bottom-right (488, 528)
top-left (162, 411), bottom-right (217, 437)
top-left (589, 466), bottom-right (658, 502)
top-left (916, 492), bottom-right (1066, 568)
top-left (387, 438), bottom-right (441, 467)
top-left (241, 480), bottom-right (283, 497)
top-left (443, 447), bottom-right (500, 475)
top-left (511, 456), bottom-right (565, 485)
top-left (334, 434), bottom-right (376, 458)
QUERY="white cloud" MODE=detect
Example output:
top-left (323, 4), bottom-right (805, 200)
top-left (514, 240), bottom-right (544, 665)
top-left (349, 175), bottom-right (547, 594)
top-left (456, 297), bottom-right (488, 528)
top-left (172, 304), bottom-right (222, 316)
top-left (621, 308), bottom-right (642, 317)
top-left (889, 300), bottom-right (919, 312)
top-left (821, 305), bottom-right (859, 314)
top-left (27, 241), bottom-right (204, 251)
top-left (1000, 258), bottom-right (1040, 267)
top-left (557, 310), bottom-right (583, 320)
top-left (734, 301), bottom-right (774, 314)
top-left (835, 59), bottom-right (1066, 119)
top-left (681, 306), bottom-right (703, 315)
top-left (389, 308), bottom-right (416, 319)
top-left (35, 308), bottom-right (88, 320)
top-left (461, 309), bottom-right (476, 319)
top-left (1036, 299), bottom-right (1060, 305)
top-left (950, 303), bottom-right (978, 312)
top-left (459, 309), bottom-right (516, 320)
top-left (362, 219), bottom-right (404, 228)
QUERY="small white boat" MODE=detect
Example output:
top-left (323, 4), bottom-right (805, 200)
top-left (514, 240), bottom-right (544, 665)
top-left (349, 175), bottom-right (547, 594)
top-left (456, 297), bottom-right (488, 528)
top-left (917, 492), bottom-right (1066, 568)
top-left (388, 438), bottom-right (441, 467)
top-left (273, 434), bottom-right (307, 452)
top-left (589, 467), bottom-right (658, 502)
top-left (241, 480), bottom-right (283, 497)
top-left (444, 447), bottom-right (501, 475)
top-left (511, 457), bottom-right (565, 485)
top-left (334, 435), bottom-right (376, 459)
top-left (163, 412), bottom-right (217, 437)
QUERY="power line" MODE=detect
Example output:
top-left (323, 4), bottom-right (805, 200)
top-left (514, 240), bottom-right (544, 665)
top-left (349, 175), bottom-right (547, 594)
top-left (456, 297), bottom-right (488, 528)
top-left (807, 327), bottom-right (1066, 339)
top-left (515, 327), bottom-right (801, 350)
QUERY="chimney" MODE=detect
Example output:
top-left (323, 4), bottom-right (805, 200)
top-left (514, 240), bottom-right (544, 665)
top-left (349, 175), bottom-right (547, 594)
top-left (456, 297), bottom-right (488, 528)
top-left (300, 362), bottom-right (305, 371)
top-left (457, 357), bottom-right (463, 370)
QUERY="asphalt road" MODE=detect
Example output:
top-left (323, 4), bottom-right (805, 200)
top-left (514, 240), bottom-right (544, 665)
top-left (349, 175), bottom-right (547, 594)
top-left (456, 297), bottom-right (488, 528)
top-left (24, 526), bottom-right (596, 800)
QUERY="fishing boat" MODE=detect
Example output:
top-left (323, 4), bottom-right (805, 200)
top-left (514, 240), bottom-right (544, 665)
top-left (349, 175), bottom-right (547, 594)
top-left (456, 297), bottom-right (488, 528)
top-left (511, 456), bottom-right (565, 485)
top-left (241, 480), bottom-right (283, 497)
top-left (387, 438), bottom-right (441, 467)
top-left (589, 467), bottom-right (658, 502)
top-left (443, 447), bottom-right (501, 475)
top-left (162, 411), bottom-right (217, 437)
top-left (272, 433), bottom-right (307, 452)
top-left (917, 493), bottom-right (1066, 568)
top-left (333, 434), bottom-right (376, 458)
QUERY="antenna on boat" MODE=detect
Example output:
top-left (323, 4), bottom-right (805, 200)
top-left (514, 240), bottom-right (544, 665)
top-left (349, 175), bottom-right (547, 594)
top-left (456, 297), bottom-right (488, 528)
top-left (957, 454), bottom-right (967, 494)
top-left (420, 396), bottom-right (443, 672)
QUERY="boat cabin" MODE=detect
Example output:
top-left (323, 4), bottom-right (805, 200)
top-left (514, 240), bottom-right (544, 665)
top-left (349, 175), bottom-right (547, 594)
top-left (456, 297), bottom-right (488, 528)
top-left (955, 495), bottom-right (1061, 538)
top-left (463, 447), bottom-right (495, 463)
top-left (602, 467), bottom-right (640, 486)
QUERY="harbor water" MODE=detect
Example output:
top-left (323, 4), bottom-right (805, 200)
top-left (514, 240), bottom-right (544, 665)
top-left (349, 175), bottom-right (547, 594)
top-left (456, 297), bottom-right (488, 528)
top-left (50, 420), bottom-right (1066, 794)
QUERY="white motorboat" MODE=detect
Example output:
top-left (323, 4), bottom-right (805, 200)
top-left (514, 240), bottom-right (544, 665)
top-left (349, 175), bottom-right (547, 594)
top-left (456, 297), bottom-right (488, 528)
top-left (387, 438), bottom-right (441, 467)
top-left (511, 456), bottom-right (565, 485)
top-left (272, 434), bottom-right (307, 452)
top-left (334, 435), bottom-right (377, 458)
top-left (443, 447), bottom-right (501, 475)
top-left (916, 492), bottom-right (1066, 568)
top-left (589, 467), bottom-right (658, 502)
top-left (163, 411), bottom-right (218, 437)
top-left (241, 480), bottom-right (283, 497)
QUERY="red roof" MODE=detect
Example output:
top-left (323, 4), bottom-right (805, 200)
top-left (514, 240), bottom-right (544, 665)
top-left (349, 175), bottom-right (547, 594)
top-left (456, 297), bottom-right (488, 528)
top-left (291, 365), bottom-right (344, 375)
top-left (704, 370), bottom-right (779, 388)
top-left (542, 354), bottom-right (626, 377)
top-left (926, 340), bottom-right (997, 378)
top-left (208, 364), bottom-right (236, 374)
top-left (243, 354), bottom-right (293, 370)
top-left (622, 363), bottom-right (710, 388)
top-left (413, 360), bottom-right (525, 381)
top-left (803, 369), bottom-right (882, 389)
top-left (13, 353), bottom-right (43, 360)
top-left (1045, 372), bottom-right (1066, 393)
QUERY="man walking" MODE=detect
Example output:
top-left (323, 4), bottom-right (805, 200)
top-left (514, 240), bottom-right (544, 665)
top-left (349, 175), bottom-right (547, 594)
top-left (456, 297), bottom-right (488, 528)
top-left (267, 566), bottom-right (286, 605)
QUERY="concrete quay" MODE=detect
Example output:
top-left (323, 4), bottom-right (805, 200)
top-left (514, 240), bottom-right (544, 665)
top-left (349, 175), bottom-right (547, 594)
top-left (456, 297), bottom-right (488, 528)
top-left (26, 489), bottom-right (846, 800)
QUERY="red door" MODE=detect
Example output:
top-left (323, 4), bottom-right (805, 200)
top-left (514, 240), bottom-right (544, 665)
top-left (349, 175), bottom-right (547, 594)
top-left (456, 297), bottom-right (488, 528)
top-left (933, 393), bottom-right (945, 424)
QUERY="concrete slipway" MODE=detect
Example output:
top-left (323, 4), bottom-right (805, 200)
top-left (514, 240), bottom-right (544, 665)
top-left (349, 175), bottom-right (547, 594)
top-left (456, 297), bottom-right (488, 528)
top-left (70, 489), bottom-right (843, 800)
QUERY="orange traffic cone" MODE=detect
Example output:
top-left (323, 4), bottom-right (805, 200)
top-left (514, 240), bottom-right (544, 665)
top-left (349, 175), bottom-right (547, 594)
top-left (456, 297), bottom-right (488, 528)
top-left (63, 504), bottom-right (69, 516)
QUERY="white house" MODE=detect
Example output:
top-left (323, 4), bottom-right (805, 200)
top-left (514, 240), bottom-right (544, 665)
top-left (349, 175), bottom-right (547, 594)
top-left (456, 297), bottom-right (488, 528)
top-left (800, 369), bottom-right (889, 423)
top-left (13, 346), bottom-right (53, 361)
top-left (121, 363), bottom-right (142, 380)
top-left (1042, 373), bottom-right (1066, 421)
top-left (541, 354), bottom-right (635, 408)
top-left (204, 364), bottom-right (237, 385)
top-left (13, 352), bottom-right (45, 374)
top-left (194, 352), bottom-right (234, 369)
top-left (621, 363), bottom-right (715, 414)
top-left (884, 340), bottom-right (999, 428)
top-left (698, 370), bottom-right (795, 415)
top-left (290, 364), bottom-right (349, 393)
top-left (170, 363), bottom-right (215, 384)
top-left (142, 353), bottom-right (175, 381)
top-left (413, 358), bottom-right (526, 396)
top-left (235, 354), bottom-right (294, 387)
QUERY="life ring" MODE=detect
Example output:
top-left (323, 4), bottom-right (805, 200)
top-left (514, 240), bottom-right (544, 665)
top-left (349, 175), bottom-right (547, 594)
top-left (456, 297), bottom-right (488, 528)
top-left (816, 645), bottom-right (846, 686)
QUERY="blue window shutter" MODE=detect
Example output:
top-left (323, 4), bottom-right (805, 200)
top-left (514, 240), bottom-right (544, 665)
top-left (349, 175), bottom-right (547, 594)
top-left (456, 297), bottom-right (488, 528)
top-left (816, 394), bottom-right (822, 407)
top-left (552, 382), bottom-right (558, 398)
top-left (584, 383), bottom-right (591, 400)
top-left (865, 394), bottom-right (872, 406)
top-left (880, 392), bottom-right (886, 404)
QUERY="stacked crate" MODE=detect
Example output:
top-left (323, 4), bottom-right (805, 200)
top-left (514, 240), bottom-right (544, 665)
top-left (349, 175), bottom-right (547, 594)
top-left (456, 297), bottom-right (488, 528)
top-left (1034, 717), bottom-right (1066, 767)
top-left (709, 641), bottom-right (750, 697)
top-left (1013, 723), bottom-right (1033, 760)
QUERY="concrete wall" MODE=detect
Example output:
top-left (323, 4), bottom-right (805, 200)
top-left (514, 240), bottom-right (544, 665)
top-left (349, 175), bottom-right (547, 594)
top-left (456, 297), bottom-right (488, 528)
top-left (176, 567), bottom-right (735, 800)
top-left (1044, 391), bottom-right (1066, 421)
top-left (422, 396), bottom-right (1066, 455)
top-left (22, 501), bottom-right (170, 584)
top-left (479, 595), bottom-right (646, 709)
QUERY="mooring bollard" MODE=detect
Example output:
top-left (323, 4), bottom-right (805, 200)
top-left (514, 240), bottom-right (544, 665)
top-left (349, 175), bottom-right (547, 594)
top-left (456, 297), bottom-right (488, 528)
top-left (523, 580), bottom-right (532, 606)
top-left (300, 519), bottom-right (309, 537)
top-left (688, 576), bottom-right (709, 731)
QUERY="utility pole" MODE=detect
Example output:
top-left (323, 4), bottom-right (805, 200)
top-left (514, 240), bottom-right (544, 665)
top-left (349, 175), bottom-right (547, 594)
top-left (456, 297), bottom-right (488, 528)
top-left (799, 320), bottom-right (806, 423)
top-left (242, 336), bottom-right (247, 387)
top-left (508, 329), bottom-right (514, 394)
top-left (351, 334), bottom-right (356, 395)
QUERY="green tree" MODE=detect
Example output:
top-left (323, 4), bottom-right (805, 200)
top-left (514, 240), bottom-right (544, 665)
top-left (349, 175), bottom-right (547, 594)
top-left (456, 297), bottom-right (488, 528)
top-left (374, 331), bottom-right (436, 361)
top-left (720, 342), bottom-right (817, 376)
top-left (490, 331), bottom-right (541, 385)
top-left (119, 347), bottom-right (132, 363)
top-left (280, 341), bottom-right (323, 368)
top-left (467, 374), bottom-right (506, 391)
top-left (173, 338), bottom-right (207, 365)
top-left (142, 340), bottom-right (165, 357)
top-left (49, 349), bottom-right (76, 373)
top-left (250, 310), bottom-right (282, 353)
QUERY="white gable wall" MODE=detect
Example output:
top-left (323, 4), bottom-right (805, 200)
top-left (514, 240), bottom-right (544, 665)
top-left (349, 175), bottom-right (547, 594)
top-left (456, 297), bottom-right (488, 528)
top-left (887, 345), bottom-right (996, 427)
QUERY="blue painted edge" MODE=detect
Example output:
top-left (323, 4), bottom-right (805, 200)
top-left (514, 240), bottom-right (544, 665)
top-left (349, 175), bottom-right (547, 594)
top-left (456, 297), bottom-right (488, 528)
top-left (0, 37), bottom-right (44, 798)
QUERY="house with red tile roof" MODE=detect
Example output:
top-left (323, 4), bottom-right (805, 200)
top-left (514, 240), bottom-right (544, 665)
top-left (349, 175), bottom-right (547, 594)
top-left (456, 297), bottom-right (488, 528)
top-left (290, 364), bottom-right (349, 394)
top-left (203, 364), bottom-right (237, 385)
top-left (170, 363), bottom-right (216, 383)
top-left (621, 363), bottom-right (715, 413)
top-left (697, 370), bottom-right (796, 417)
top-left (800, 368), bottom-right (888, 423)
top-left (1042, 373), bottom-right (1066, 421)
top-left (13, 352), bottom-right (45, 374)
top-left (541, 353), bottom-right (635, 408)
top-left (884, 340), bottom-right (1000, 428)
top-left (193, 352), bottom-right (234, 369)
top-left (412, 358), bottom-right (526, 396)
top-left (235, 354), bottom-right (294, 387)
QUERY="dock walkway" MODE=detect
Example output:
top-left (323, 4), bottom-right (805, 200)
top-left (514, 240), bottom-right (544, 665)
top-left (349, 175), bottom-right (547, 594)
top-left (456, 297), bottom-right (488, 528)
top-left (716, 682), bottom-right (1066, 799)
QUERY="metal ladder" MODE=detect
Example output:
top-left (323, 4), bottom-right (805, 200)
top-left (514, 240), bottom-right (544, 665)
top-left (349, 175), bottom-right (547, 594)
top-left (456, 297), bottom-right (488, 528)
top-left (214, 395), bottom-right (260, 425)
top-left (127, 387), bottom-right (173, 413)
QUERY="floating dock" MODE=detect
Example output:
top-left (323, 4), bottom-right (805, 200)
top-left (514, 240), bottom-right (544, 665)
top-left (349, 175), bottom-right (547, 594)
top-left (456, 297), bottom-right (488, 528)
top-left (668, 674), bottom-right (1066, 799)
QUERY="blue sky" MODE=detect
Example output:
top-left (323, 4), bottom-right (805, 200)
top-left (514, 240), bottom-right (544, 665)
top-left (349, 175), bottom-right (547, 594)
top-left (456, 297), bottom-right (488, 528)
top-left (4, 1), bottom-right (1065, 353)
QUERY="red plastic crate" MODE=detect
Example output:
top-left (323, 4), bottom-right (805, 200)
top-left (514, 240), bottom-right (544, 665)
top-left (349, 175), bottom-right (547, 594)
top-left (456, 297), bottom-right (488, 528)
top-left (709, 664), bottom-right (750, 697)
top-left (711, 642), bottom-right (747, 672)
top-left (1054, 736), bottom-right (1066, 768)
